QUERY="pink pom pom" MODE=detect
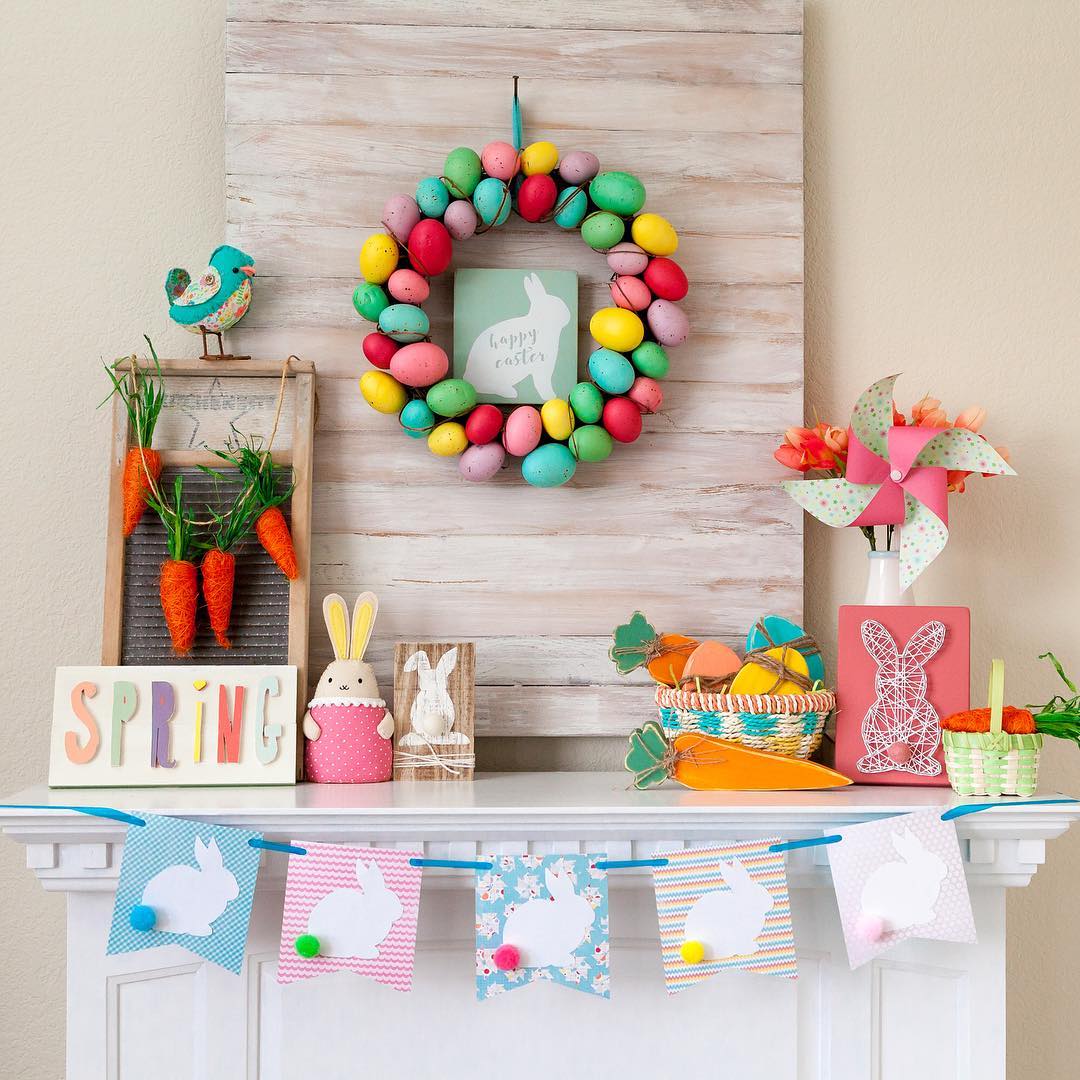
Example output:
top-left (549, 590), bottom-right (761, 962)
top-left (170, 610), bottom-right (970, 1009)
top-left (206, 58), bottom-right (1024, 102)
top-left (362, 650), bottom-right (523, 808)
top-left (886, 741), bottom-right (913, 765)
top-left (493, 944), bottom-right (521, 971)
top-left (856, 912), bottom-right (887, 942)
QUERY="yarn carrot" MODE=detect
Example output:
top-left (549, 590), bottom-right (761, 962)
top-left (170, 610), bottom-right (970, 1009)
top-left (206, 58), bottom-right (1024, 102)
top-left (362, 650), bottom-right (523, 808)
top-left (145, 475), bottom-right (199, 655)
top-left (200, 485), bottom-right (257, 648)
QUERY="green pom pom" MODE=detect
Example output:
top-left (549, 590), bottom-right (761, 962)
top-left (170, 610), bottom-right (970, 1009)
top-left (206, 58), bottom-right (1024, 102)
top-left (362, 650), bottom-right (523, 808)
top-left (294, 934), bottom-right (320, 958)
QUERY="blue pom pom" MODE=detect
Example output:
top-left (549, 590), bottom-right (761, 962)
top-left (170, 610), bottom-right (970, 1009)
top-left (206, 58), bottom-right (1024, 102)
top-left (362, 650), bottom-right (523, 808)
top-left (130, 904), bottom-right (156, 932)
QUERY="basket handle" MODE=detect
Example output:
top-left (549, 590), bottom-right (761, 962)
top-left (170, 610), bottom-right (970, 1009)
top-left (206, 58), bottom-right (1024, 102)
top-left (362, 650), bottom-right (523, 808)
top-left (988, 658), bottom-right (1005, 737)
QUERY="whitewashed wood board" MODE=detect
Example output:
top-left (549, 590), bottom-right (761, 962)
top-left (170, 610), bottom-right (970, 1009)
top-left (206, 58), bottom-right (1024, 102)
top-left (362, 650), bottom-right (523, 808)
top-left (225, 0), bottom-right (804, 738)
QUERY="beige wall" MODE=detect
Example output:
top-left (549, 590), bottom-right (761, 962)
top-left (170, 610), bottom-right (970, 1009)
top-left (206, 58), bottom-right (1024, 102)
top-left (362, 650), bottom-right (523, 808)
top-left (1, 1), bottom-right (1076, 1076)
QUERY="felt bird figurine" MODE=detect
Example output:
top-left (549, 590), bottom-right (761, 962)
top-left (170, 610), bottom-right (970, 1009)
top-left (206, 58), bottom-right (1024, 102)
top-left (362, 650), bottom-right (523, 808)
top-left (165, 245), bottom-right (255, 359)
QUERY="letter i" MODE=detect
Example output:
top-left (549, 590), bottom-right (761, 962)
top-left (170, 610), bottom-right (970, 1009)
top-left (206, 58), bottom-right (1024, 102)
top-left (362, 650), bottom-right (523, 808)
top-left (193, 679), bottom-right (207, 763)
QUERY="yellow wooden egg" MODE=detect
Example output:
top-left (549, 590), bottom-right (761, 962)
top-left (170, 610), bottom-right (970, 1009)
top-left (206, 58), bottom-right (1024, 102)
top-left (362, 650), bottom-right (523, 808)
top-left (631, 212), bottom-right (679, 256)
top-left (521, 140), bottom-right (559, 176)
top-left (359, 370), bottom-right (407, 414)
top-left (729, 646), bottom-right (809, 696)
top-left (589, 307), bottom-right (645, 352)
top-left (540, 398), bottom-right (574, 441)
top-left (359, 233), bottom-right (399, 284)
top-left (428, 421), bottom-right (468, 457)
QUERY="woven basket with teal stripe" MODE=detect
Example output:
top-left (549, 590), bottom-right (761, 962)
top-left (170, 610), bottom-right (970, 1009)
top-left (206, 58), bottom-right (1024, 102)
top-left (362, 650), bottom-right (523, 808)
top-left (655, 686), bottom-right (835, 760)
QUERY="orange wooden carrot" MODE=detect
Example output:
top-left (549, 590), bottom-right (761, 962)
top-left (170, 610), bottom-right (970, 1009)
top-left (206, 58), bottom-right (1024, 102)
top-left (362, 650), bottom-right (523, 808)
top-left (201, 548), bottom-right (236, 648)
top-left (255, 505), bottom-right (298, 579)
top-left (160, 557), bottom-right (198, 654)
top-left (671, 733), bottom-right (853, 790)
top-left (122, 447), bottom-right (162, 535)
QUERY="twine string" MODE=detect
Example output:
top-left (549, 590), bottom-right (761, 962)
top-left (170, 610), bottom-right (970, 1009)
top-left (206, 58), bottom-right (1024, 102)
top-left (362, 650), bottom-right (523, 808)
top-left (745, 644), bottom-right (813, 694)
top-left (394, 731), bottom-right (475, 776)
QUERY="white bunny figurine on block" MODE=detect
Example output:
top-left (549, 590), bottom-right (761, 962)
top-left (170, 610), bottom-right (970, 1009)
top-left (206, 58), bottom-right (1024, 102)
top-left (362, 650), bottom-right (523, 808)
top-left (860, 828), bottom-right (948, 931)
top-left (502, 868), bottom-right (596, 968)
top-left (140, 837), bottom-right (239, 937)
top-left (399, 647), bottom-right (468, 746)
top-left (304, 858), bottom-right (404, 959)
top-left (682, 858), bottom-right (773, 962)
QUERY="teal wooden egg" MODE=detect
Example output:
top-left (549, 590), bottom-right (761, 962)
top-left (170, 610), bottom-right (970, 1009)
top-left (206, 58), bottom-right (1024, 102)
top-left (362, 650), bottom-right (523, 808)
top-left (415, 176), bottom-right (450, 218)
top-left (568, 424), bottom-right (613, 462)
top-left (554, 187), bottom-right (588, 229)
top-left (473, 177), bottom-right (511, 227)
top-left (443, 147), bottom-right (482, 199)
top-left (588, 347), bottom-right (635, 394)
top-left (631, 340), bottom-right (670, 379)
top-left (581, 211), bottom-right (626, 251)
top-left (522, 443), bottom-right (577, 487)
top-left (426, 378), bottom-right (477, 418)
top-left (378, 303), bottom-right (429, 343)
top-left (589, 171), bottom-right (646, 216)
top-left (353, 282), bottom-right (389, 322)
top-left (400, 398), bottom-right (435, 438)
top-left (569, 381), bottom-right (604, 424)
top-left (745, 615), bottom-right (825, 686)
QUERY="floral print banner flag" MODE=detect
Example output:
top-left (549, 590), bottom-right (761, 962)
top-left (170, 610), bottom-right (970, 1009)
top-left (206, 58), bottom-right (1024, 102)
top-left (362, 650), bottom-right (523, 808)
top-left (475, 853), bottom-right (609, 1000)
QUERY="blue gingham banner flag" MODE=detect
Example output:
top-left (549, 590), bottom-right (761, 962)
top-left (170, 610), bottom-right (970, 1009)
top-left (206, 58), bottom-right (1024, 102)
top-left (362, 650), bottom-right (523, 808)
top-left (107, 814), bottom-right (262, 974)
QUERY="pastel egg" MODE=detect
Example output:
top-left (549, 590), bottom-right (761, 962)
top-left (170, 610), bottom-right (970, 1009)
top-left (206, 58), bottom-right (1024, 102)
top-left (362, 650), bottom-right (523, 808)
top-left (729, 645), bottom-right (809, 696)
top-left (415, 176), bottom-right (451, 218)
top-left (609, 275), bottom-right (652, 312)
top-left (517, 174), bottom-right (558, 223)
top-left (521, 140), bottom-right (558, 176)
top-left (382, 194), bottom-right (422, 245)
top-left (444, 199), bottom-right (478, 241)
top-left (540, 398), bottom-right (574, 440)
top-left (353, 282), bottom-right (389, 322)
top-left (359, 370), bottom-right (408, 415)
top-left (631, 212), bottom-right (679, 256)
top-left (589, 171), bottom-right (646, 217)
top-left (425, 378), bottom-right (477, 418)
top-left (459, 441), bottom-right (506, 482)
top-left (628, 376), bottom-right (664, 414)
top-left (359, 233), bottom-right (399, 284)
top-left (606, 242), bottom-right (649, 276)
top-left (502, 405), bottom-right (543, 456)
top-left (522, 442), bottom-right (577, 487)
top-left (427, 421), bottom-right (468, 457)
top-left (473, 177), bottom-right (511, 227)
top-left (553, 187), bottom-right (588, 229)
top-left (683, 641), bottom-right (742, 683)
top-left (400, 398), bottom-right (435, 439)
top-left (588, 347), bottom-right (635, 394)
top-left (390, 342), bottom-right (449, 388)
top-left (481, 141), bottom-right (520, 182)
top-left (746, 615), bottom-right (825, 686)
top-left (643, 257), bottom-right (689, 301)
top-left (464, 403), bottom-right (504, 445)
top-left (602, 396), bottom-right (643, 443)
top-left (569, 381), bottom-right (604, 424)
top-left (407, 219), bottom-right (453, 276)
top-left (647, 299), bottom-right (690, 347)
top-left (631, 340), bottom-right (670, 379)
top-left (581, 211), bottom-right (625, 251)
top-left (558, 150), bottom-right (600, 186)
top-left (590, 307), bottom-right (645, 352)
top-left (378, 303), bottom-right (429, 343)
top-left (362, 331), bottom-right (399, 370)
top-left (568, 424), bottom-right (613, 462)
top-left (443, 147), bottom-right (483, 199)
top-left (386, 268), bottom-right (430, 304)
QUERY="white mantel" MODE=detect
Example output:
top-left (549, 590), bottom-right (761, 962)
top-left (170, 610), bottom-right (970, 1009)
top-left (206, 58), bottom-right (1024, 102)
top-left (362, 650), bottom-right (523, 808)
top-left (3, 774), bottom-right (1077, 1080)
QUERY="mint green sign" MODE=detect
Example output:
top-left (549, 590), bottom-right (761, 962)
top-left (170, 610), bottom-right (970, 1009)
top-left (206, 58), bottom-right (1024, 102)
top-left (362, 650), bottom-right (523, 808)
top-left (453, 269), bottom-right (578, 404)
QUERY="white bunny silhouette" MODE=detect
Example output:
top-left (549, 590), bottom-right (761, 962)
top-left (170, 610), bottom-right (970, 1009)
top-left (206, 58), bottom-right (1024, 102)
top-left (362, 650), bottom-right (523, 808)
top-left (399, 648), bottom-right (468, 746)
top-left (858, 619), bottom-right (946, 776)
top-left (305, 858), bottom-right (404, 959)
top-left (502, 868), bottom-right (596, 967)
top-left (860, 828), bottom-right (947, 930)
top-left (683, 858), bottom-right (773, 960)
top-left (463, 273), bottom-right (571, 400)
top-left (140, 837), bottom-right (239, 937)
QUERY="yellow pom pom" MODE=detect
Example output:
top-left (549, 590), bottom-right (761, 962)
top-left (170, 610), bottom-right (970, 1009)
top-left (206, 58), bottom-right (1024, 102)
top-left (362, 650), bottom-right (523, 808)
top-left (359, 233), bottom-right (399, 284)
top-left (680, 940), bottom-right (706, 965)
top-left (521, 141), bottom-right (559, 176)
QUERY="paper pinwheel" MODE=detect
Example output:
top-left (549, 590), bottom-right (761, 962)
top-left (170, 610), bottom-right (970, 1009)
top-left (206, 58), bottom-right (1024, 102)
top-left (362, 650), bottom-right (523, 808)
top-left (781, 375), bottom-right (1015, 589)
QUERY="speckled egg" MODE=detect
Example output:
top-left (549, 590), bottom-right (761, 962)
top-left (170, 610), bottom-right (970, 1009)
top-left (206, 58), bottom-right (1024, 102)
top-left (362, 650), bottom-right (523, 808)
top-left (609, 275), bottom-right (652, 312)
top-left (590, 307), bottom-right (645, 352)
top-left (427, 421), bottom-right (468, 457)
top-left (581, 211), bottom-right (625, 251)
top-left (443, 147), bottom-right (482, 199)
top-left (643, 257), bottom-right (689, 301)
top-left (558, 150), bottom-right (600, 186)
top-left (606, 242), bottom-right (649, 276)
top-left (522, 443), bottom-right (577, 487)
top-left (426, 378), bottom-right (477, 418)
top-left (363, 331), bottom-right (399, 370)
top-left (378, 303), bottom-right (429, 343)
top-left (631, 212), bottom-right (679, 256)
top-left (517, 174), bottom-right (558, 223)
top-left (387, 268), bottom-right (430, 304)
top-left (353, 282), bottom-right (389, 322)
top-left (540, 398), bottom-right (574, 441)
top-left (589, 171), bottom-right (646, 216)
top-left (473, 177), bottom-right (511, 227)
top-left (602, 396), bottom-right (644, 443)
top-left (415, 176), bottom-right (451, 218)
top-left (390, 342), bottom-right (449, 388)
top-left (359, 370), bottom-right (408, 415)
top-left (407, 219), bottom-right (453, 277)
top-left (480, 141), bottom-right (519, 182)
top-left (400, 398), bottom-right (435, 439)
top-left (569, 381), bottom-right (604, 424)
top-left (459, 441), bottom-right (506, 482)
top-left (553, 187), bottom-right (588, 229)
top-left (521, 140), bottom-right (558, 176)
top-left (631, 340), bottom-right (670, 379)
top-left (444, 199), bottom-right (478, 241)
top-left (382, 194), bottom-right (422, 246)
top-left (646, 298), bottom-right (690, 347)
top-left (628, 376), bottom-right (664, 414)
top-left (568, 424), bottom-right (613, 462)
top-left (502, 405), bottom-right (543, 456)
top-left (359, 233), bottom-right (399, 284)
top-left (588, 347), bottom-right (635, 395)
top-left (464, 403), bottom-right (504, 445)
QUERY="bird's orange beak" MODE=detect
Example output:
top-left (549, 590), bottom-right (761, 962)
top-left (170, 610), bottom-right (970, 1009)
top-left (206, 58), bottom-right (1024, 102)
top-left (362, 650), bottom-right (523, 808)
top-left (240, 265), bottom-right (256, 277)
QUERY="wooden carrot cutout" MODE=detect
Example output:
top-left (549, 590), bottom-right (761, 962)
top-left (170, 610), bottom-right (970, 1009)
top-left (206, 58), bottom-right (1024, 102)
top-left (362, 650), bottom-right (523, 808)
top-left (609, 612), bottom-right (698, 687)
top-left (145, 475), bottom-right (199, 654)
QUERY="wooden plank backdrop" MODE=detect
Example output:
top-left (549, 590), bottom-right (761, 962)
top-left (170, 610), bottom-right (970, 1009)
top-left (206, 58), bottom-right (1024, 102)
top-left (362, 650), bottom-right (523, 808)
top-left (225, 0), bottom-right (804, 737)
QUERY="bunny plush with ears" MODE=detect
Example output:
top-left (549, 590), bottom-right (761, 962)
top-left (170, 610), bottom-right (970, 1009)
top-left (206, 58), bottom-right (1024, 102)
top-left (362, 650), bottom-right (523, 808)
top-left (303, 592), bottom-right (395, 783)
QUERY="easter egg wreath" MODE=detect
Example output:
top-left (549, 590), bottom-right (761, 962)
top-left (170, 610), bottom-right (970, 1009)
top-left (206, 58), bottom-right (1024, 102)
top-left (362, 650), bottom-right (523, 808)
top-left (353, 131), bottom-right (689, 488)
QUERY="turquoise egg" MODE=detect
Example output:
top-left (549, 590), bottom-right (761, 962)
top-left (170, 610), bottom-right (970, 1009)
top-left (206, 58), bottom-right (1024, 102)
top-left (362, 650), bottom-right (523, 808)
top-left (522, 443), bottom-right (577, 488)
top-left (352, 282), bottom-right (389, 322)
top-left (587, 347), bottom-right (635, 394)
top-left (400, 399), bottom-right (435, 438)
top-left (589, 171), bottom-right (647, 216)
top-left (553, 187), bottom-right (588, 229)
top-left (415, 176), bottom-right (450, 218)
top-left (378, 303), bottom-right (429, 343)
top-left (473, 177), bottom-right (511, 227)
top-left (426, 378), bottom-right (477, 418)
top-left (580, 211), bottom-right (625, 251)
top-left (569, 381), bottom-right (604, 424)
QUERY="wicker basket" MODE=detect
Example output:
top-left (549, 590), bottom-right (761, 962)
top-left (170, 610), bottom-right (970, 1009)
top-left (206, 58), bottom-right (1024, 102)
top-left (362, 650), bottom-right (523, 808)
top-left (655, 686), bottom-right (836, 760)
top-left (942, 659), bottom-right (1043, 797)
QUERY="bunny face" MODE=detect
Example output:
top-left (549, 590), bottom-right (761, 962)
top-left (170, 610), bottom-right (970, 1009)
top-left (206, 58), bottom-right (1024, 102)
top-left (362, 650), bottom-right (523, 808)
top-left (863, 620), bottom-right (946, 699)
top-left (310, 592), bottom-right (382, 704)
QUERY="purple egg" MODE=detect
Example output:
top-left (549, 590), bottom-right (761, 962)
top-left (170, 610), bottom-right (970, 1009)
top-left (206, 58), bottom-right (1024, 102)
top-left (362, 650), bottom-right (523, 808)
top-left (444, 199), bottom-right (478, 241)
top-left (459, 442), bottom-right (506, 482)
top-left (558, 150), bottom-right (600, 186)
top-left (382, 194), bottom-right (422, 246)
top-left (606, 241), bottom-right (649, 276)
top-left (646, 299), bottom-right (690, 348)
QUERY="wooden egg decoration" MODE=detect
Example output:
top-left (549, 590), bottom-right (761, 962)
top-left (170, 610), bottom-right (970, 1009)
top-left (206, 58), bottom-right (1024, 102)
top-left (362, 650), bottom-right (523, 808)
top-left (628, 376), bottom-right (663, 414)
top-left (473, 177), bottom-right (512, 227)
top-left (522, 442), bottom-right (577, 487)
top-left (459, 441), bottom-right (506, 482)
top-left (444, 199), bottom-right (478, 241)
top-left (517, 174), bottom-right (558, 223)
top-left (359, 233), bottom-right (399, 285)
top-left (428, 421), bottom-right (468, 457)
top-left (502, 405), bottom-right (543, 456)
top-left (730, 646), bottom-right (809, 696)
top-left (569, 381), bottom-right (605, 425)
top-left (378, 303), bottom-right (429, 343)
top-left (643, 257), bottom-right (688, 302)
top-left (390, 342), bottom-right (449, 388)
top-left (682, 641), bottom-right (742, 683)
top-left (745, 616), bottom-right (825, 686)
top-left (590, 307), bottom-right (645, 352)
top-left (426, 378), bottom-right (477, 418)
top-left (400, 398), bottom-right (435, 439)
top-left (443, 146), bottom-right (483, 199)
top-left (480, 140), bottom-right (519, 182)
top-left (631, 341), bottom-right (670, 380)
top-left (558, 150), bottom-right (600, 185)
top-left (521, 140), bottom-right (558, 176)
top-left (647, 299), bottom-right (690, 348)
top-left (607, 242), bottom-right (649, 276)
top-left (360, 370), bottom-right (408, 415)
top-left (602, 396), bottom-right (643, 443)
top-left (407, 218), bottom-right (453, 277)
top-left (465, 403), bottom-right (504, 445)
top-left (387, 268), bottom-right (430, 304)
top-left (610, 275), bottom-right (651, 312)
top-left (362, 331), bottom-right (399, 370)
top-left (381, 194), bottom-right (422, 245)
top-left (631, 212), bottom-right (679, 256)
top-left (588, 347), bottom-right (635, 395)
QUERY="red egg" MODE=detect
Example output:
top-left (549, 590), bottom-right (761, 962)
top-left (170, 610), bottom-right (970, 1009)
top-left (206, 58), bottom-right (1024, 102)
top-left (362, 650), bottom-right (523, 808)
top-left (609, 275), bottom-right (652, 312)
top-left (481, 141), bottom-right (520, 182)
top-left (643, 257), bottom-right (689, 301)
top-left (517, 174), bottom-right (558, 223)
top-left (389, 342), bottom-right (449, 388)
top-left (602, 396), bottom-right (643, 443)
top-left (387, 268), bottom-right (431, 304)
top-left (628, 376), bottom-right (664, 414)
top-left (363, 332), bottom-right (399, 370)
top-left (407, 218), bottom-right (453, 277)
top-left (465, 403), bottom-right (504, 445)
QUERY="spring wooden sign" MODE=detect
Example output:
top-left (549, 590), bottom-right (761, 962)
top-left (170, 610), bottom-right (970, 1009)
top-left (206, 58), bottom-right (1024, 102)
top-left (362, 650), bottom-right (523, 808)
top-left (49, 666), bottom-right (298, 787)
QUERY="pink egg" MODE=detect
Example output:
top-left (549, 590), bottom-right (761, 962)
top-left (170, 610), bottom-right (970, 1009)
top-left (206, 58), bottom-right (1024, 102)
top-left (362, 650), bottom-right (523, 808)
top-left (628, 376), bottom-right (664, 414)
top-left (558, 150), bottom-right (600, 186)
top-left (646, 298), bottom-right (690, 347)
top-left (362, 332), bottom-right (399, 370)
top-left (609, 275), bottom-right (652, 312)
top-left (643, 257), bottom-right (689, 302)
top-left (444, 199), bottom-right (478, 241)
top-left (387, 268), bottom-right (430, 304)
top-left (381, 194), bottom-right (422, 246)
top-left (389, 342), bottom-right (449, 388)
top-left (459, 442), bottom-right (506, 483)
top-left (602, 397), bottom-right (643, 443)
top-left (502, 405), bottom-right (542, 456)
top-left (606, 242), bottom-right (649, 276)
top-left (481, 141), bottom-right (520, 182)
top-left (465, 403), bottom-right (504, 445)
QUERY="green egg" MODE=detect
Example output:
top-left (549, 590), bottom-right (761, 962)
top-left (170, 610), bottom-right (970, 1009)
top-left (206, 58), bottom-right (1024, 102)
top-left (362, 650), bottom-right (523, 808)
top-left (589, 171), bottom-right (647, 217)
top-left (569, 381), bottom-right (604, 424)
top-left (443, 147), bottom-right (483, 199)
top-left (569, 425), bottom-right (613, 462)
top-left (580, 211), bottom-right (626, 251)
top-left (631, 340), bottom-right (670, 380)
top-left (352, 282), bottom-right (389, 322)
top-left (426, 378), bottom-right (477, 418)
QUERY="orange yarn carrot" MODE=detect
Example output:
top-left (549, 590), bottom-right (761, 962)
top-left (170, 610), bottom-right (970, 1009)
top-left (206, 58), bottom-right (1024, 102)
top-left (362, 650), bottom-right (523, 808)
top-left (122, 447), bottom-right (162, 535)
top-left (160, 558), bottom-right (198, 655)
top-left (940, 706), bottom-right (1036, 734)
top-left (255, 505), bottom-right (298, 579)
top-left (201, 548), bottom-right (236, 648)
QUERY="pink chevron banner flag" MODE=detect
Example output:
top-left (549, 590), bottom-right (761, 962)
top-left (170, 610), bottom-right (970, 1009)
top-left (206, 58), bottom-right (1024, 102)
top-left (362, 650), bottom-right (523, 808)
top-left (277, 843), bottom-right (424, 990)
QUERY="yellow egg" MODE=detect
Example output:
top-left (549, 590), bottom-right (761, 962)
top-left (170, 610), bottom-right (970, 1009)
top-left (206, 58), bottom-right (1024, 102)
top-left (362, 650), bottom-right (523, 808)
top-left (359, 370), bottom-right (407, 415)
top-left (359, 233), bottom-right (399, 284)
top-left (729, 646), bottom-right (810, 696)
top-left (631, 212), bottom-right (679, 256)
top-left (590, 307), bottom-right (645, 353)
top-left (521, 140), bottom-right (559, 176)
top-left (540, 398), bottom-right (574, 441)
top-left (427, 421), bottom-right (468, 457)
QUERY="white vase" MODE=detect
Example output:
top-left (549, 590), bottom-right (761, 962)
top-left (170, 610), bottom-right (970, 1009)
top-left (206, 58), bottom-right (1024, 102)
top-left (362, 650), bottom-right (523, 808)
top-left (863, 550), bottom-right (915, 606)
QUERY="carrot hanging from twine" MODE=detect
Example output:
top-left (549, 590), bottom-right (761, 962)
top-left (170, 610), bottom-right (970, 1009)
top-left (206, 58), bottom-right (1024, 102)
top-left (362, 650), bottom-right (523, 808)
top-left (144, 475), bottom-right (199, 655)
top-left (198, 481), bottom-right (258, 649)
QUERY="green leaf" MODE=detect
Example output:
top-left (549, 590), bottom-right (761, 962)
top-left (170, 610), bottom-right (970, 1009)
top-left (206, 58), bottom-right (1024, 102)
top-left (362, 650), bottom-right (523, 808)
top-left (624, 721), bottom-right (672, 789)
top-left (608, 611), bottom-right (658, 674)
